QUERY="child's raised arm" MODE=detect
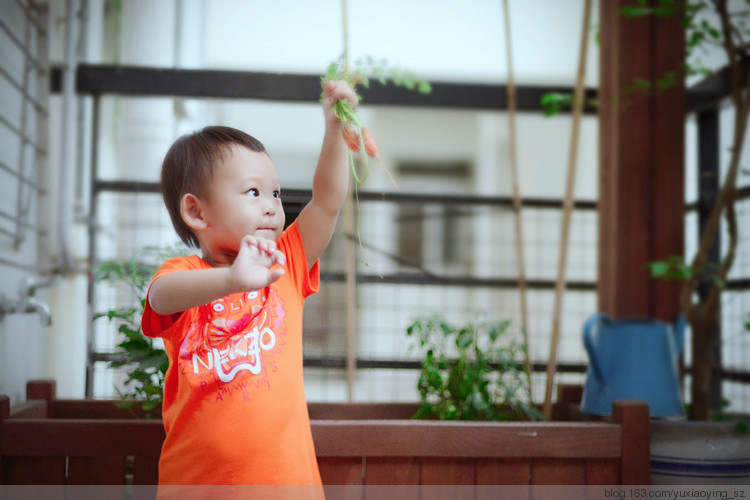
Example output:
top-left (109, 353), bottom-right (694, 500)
top-left (148, 236), bottom-right (286, 316)
top-left (296, 80), bottom-right (359, 269)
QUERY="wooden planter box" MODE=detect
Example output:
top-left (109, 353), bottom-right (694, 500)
top-left (1, 380), bottom-right (650, 485)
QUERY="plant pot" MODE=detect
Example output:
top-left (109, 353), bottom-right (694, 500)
top-left (650, 421), bottom-right (750, 484)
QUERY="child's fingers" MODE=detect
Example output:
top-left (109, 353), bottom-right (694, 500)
top-left (325, 80), bottom-right (359, 109)
top-left (241, 235), bottom-right (285, 266)
top-left (272, 249), bottom-right (286, 267)
top-left (241, 235), bottom-right (259, 253)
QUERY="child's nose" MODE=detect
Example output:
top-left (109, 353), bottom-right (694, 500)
top-left (263, 197), bottom-right (276, 215)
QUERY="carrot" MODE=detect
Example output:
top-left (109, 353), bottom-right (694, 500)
top-left (342, 125), bottom-right (361, 153)
top-left (322, 56), bottom-right (431, 185)
top-left (342, 125), bottom-right (379, 158)
top-left (362, 128), bottom-right (379, 157)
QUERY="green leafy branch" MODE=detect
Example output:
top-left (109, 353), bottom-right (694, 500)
top-left (94, 245), bottom-right (186, 418)
top-left (540, 0), bottom-right (733, 116)
top-left (540, 92), bottom-right (599, 117)
top-left (647, 254), bottom-right (726, 289)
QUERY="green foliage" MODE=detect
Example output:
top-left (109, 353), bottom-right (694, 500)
top-left (540, 93), bottom-right (573, 117)
top-left (406, 314), bottom-right (544, 422)
top-left (321, 54), bottom-right (431, 183)
top-left (618, 0), bottom-right (677, 19)
top-left (697, 398), bottom-right (750, 435)
top-left (94, 245), bottom-right (186, 418)
top-left (540, 1), bottom-right (743, 115)
top-left (647, 255), bottom-right (725, 289)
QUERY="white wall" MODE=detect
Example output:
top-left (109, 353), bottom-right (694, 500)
top-left (0, 0), bottom-right (57, 405)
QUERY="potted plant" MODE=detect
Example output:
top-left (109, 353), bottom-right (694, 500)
top-left (649, 313), bottom-right (749, 485)
top-left (406, 314), bottom-right (544, 421)
top-left (93, 246), bottom-right (180, 418)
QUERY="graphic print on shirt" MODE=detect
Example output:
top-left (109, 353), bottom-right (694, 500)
top-left (177, 288), bottom-right (288, 398)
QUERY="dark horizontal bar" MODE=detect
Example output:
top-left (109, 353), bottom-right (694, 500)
top-left (320, 271), bottom-right (596, 291)
top-left (726, 278), bottom-right (750, 291)
top-left (721, 368), bottom-right (750, 384)
top-left (94, 181), bottom-right (597, 210)
top-left (94, 180), bottom-right (161, 194)
top-left (683, 184), bottom-right (749, 213)
top-left (51, 64), bottom-right (598, 113)
top-left (49, 63), bottom-right (745, 115)
top-left (96, 349), bottom-right (750, 383)
top-left (349, 190), bottom-right (597, 210)
top-left (303, 357), bottom-right (588, 374)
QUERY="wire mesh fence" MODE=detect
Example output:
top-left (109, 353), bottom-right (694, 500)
top-left (89, 187), bottom-right (597, 404)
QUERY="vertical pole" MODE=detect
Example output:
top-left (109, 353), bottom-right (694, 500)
top-left (696, 108), bottom-right (722, 410)
top-left (543, 0), bottom-right (592, 418)
top-left (85, 95), bottom-right (100, 398)
top-left (502, 0), bottom-right (533, 402)
top-left (341, 0), bottom-right (357, 401)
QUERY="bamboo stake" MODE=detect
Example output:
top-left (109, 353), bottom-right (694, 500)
top-left (502, 0), bottom-right (533, 402)
top-left (542, 0), bottom-right (592, 418)
top-left (341, 0), bottom-right (358, 401)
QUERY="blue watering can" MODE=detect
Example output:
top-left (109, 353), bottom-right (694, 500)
top-left (580, 314), bottom-right (686, 417)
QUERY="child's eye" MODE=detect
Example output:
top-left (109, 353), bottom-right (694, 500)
top-left (273, 190), bottom-right (281, 199)
top-left (246, 188), bottom-right (259, 197)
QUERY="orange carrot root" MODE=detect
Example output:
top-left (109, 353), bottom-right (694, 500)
top-left (362, 128), bottom-right (379, 157)
top-left (342, 125), bottom-right (380, 158)
top-left (342, 125), bottom-right (361, 153)
top-left (374, 155), bottom-right (399, 190)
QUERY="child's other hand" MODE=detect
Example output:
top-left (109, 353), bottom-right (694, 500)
top-left (227, 235), bottom-right (286, 292)
top-left (322, 79), bottom-right (359, 126)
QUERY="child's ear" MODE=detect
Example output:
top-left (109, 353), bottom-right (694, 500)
top-left (180, 193), bottom-right (208, 231)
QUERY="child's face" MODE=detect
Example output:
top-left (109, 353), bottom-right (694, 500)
top-left (199, 144), bottom-right (285, 263)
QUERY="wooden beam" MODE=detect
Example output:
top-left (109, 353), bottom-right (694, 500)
top-left (312, 421), bottom-right (621, 458)
top-left (49, 64), bottom-right (598, 113)
top-left (598, 0), bottom-right (685, 320)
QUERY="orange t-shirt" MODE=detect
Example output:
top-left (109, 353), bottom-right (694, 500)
top-left (142, 221), bottom-right (321, 486)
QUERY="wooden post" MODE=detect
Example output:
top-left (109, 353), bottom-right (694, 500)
top-left (612, 400), bottom-right (650, 484)
top-left (26, 379), bottom-right (56, 418)
top-left (598, 0), bottom-right (685, 321)
top-left (0, 394), bottom-right (9, 484)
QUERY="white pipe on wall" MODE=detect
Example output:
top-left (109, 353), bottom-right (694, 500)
top-left (58, 0), bottom-right (78, 274)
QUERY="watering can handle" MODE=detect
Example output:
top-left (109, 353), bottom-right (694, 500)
top-left (583, 314), bottom-right (609, 384)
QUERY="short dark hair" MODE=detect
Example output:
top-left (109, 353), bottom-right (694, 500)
top-left (160, 126), bottom-right (267, 247)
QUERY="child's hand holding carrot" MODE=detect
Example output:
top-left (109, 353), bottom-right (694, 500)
top-left (322, 80), bottom-right (360, 128)
top-left (320, 56), bottom-right (431, 184)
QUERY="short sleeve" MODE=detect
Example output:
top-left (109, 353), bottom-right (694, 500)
top-left (277, 220), bottom-right (320, 298)
top-left (141, 255), bottom-right (205, 339)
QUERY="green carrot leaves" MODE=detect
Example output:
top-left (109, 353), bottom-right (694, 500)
top-left (321, 55), bottom-right (431, 184)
